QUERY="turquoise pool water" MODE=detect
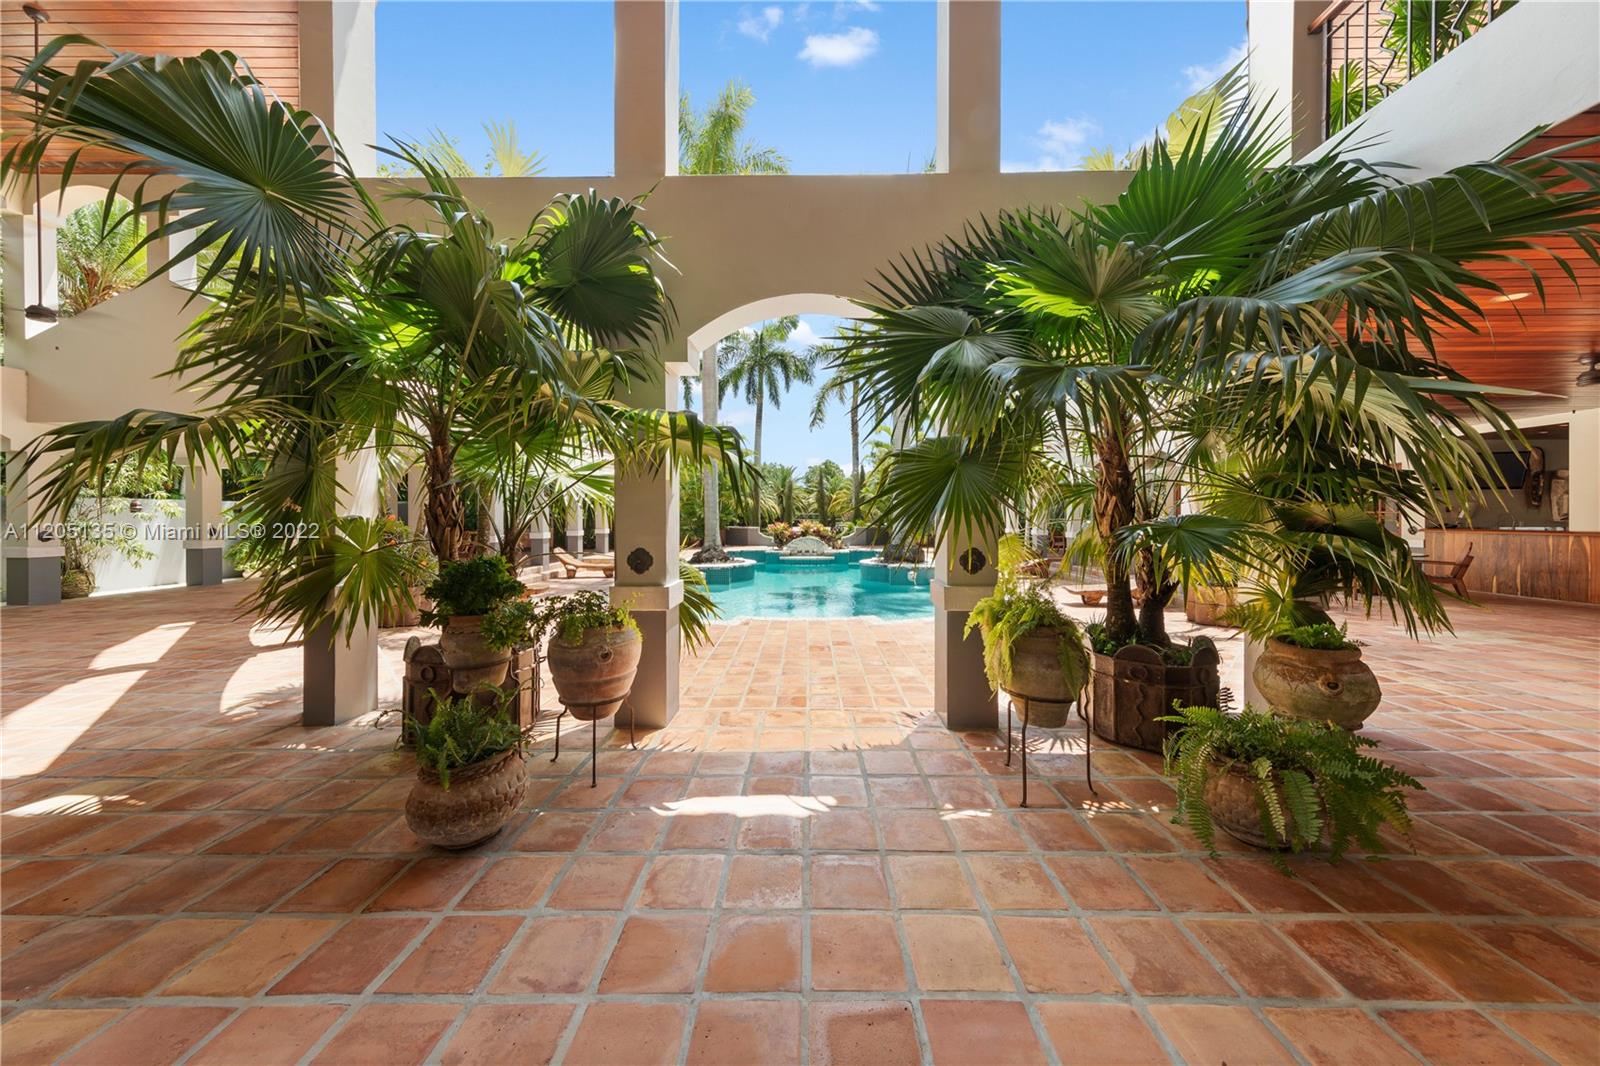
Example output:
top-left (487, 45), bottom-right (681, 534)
top-left (705, 549), bottom-right (934, 620)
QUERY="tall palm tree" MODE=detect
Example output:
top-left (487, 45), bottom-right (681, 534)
top-left (719, 317), bottom-right (814, 525)
top-left (838, 98), bottom-right (1600, 649)
top-left (376, 119), bottom-right (544, 178)
top-left (809, 334), bottom-right (865, 520)
top-left (5, 41), bottom-right (742, 638)
top-left (679, 80), bottom-right (788, 176)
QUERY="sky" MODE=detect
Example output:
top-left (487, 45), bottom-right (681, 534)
top-left (375, 0), bottom-right (1246, 469)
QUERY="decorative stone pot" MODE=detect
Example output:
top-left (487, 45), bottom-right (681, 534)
top-left (405, 747), bottom-right (527, 849)
top-left (1201, 762), bottom-right (1283, 849)
top-left (60, 568), bottom-right (95, 599)
top-left (1087, 638), bottom-right (1220, 753)
top-left (438, 615), bottom-right (511, 693)
top-left (1001, 630), bottom-right (1082, 728)
top-left (546, 625), bottom-right (642, 720)
top-left (1252, 637), bottom-right (1381, 730)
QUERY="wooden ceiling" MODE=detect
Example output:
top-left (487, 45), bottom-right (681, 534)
top-left (1429, 106), bottom-right (1600, 414)
top-left (2, 1), bottom-right (299, 172)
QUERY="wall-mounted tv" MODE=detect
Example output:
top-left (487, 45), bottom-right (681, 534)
top-left (1480, 449), bottom-right (1535, 490)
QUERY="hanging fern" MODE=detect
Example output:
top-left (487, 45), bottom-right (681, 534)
top-left (1161, 704), bottom-right (1421, 872)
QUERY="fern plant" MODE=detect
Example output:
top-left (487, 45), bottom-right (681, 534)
top-left (408, 693), bottom-right (522, 790)
top-left (965, 541), bottom-right (1090, 698)
top-left (1161, 704), bottom-right (1421, 871)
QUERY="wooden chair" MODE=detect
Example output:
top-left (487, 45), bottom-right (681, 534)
top-left (1421, 542), bottom-right (1474, 598)
top-left (552, 547), bottom-right (615, 578)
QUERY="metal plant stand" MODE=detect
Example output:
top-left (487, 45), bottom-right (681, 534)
top-left (548, 698), bottom-right (637, 787)
top-left (1003, 694), bottom-right (1096, 807)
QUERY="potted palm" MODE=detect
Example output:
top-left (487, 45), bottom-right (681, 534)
top-left (1161, 704), bottom-right (1421, 871)
top-left (424, 556), bottom-right (525, 691)
top-left (965, 545), bottom-right (1090, 727)
top-left (486, 590), bottom-right (641, 720)
top-left (405, 692), bottom-right (526, 849)
top-left (833, 80), bottom-right (1594, 753)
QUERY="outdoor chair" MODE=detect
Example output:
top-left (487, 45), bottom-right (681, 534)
top-left (1421, 543), bottom-right (1475, 599)
top-left (552, 547), bottom-right (615, 578)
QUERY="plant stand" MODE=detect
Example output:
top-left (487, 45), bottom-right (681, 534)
top-left (523, 647), bottom-right (638, 787)
top-left (1002, 694), bottom-right (1096, 808)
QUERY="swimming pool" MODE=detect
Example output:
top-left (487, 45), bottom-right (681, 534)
top-left (702, 548), bottom-right (934, 620)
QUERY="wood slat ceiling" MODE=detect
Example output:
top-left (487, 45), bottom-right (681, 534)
top-left (1430, 107), bottom-right (1600, 413)
top-left (2, 1), bottom-right (299, 173)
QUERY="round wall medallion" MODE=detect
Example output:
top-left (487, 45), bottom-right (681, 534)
top-left (627, 547), bottom-right (654, 575)
top-left (958, 547), bottom-right (987, 575)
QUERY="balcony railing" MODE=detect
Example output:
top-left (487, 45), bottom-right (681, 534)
top-left (1312, 0), bottom-right (1515, 136)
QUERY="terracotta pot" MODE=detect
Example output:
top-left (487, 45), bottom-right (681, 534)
top-left (546, 625), bottom-right (642, 720)
top-left (1000, 630), bottom-right (1083, 728)
top-left (438, 615), bottom-right (511, 693)
top-left (380, 586), bottom-right (430, 629)
top-left (1201, 762), bottom-right (1284, 849)
top-left (405, 747), bottom-right (527, 849)
top-left (1087, 639), bottom-right (1221, 753)
top-left (1184, 585), bottom-right (1237, 626)
top-left (1252, 637), bottom-right (1381, 730)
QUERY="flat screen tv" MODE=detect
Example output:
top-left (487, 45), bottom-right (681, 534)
top-left (1480, 449), bottom-right (1532, 490)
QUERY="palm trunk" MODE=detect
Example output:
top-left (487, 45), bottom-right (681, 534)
top-left (422, 436), bottom-right (467, 561)
top-left (849, 389), bottom-right (861, 520)
top-left (1093, 434), bottom-right (1138, 646)
top-left (1134, 546), bottom-right (1176, 646)
top-left (750, 396), bottom-right (764, 526)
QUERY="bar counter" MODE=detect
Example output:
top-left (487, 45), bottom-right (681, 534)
top-left (1423, 528), bottom-right (1600, 605)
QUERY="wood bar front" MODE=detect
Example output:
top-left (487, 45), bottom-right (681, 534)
top-left (1423, 529), bottom-right (1600, 605)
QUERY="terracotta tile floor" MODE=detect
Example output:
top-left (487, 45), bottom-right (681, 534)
top-left (1, 582), bottom-right (1597, 1065)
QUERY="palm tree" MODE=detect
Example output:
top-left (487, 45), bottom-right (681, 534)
top-left (679, 80), bottom-right (788, 175)
top-left (376, 118), bottom-right (544, 178)
top-left (5, 41), bottom-right (742, 638)
top-left (719, 316), bottom-right (813, 521)
top-left (56, 199), bottom-right (148, 315)
top-left (838, 97), bottom-right (1600, 650)
top-left (802, 461), bottom-right (851, 526)
top-left (759, 462), bottom-right (799, 524)
top-left (809, 335), bottom-right (865, 520)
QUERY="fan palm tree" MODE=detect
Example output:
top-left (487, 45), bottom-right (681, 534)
top-left (837, 98), bottom-right (1600, 649)
top-left (4, 41), bottom-right (743, 638)
top-left (808, 329), bottom-right (870, 520)
top-left (679, 80), bottom-right (788, 176)
top-left (719, 316), bottom-right (813, 522)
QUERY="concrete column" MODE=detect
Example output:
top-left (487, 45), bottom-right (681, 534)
top-left (932, 518), bottom-right (999, 731)
top-left (566, 503), bottom-right (587, 559)
top-left (2, 452), bottom-right (63, 605)
top-left (529, 511), bottom-right (552, 572)
top-left (302, 446), bottom-right (381, 726)
top-left (594, 506), bottom-right (611, 554)
top-left (1246, 0), bottom-right (1327, 161)
top-left (1568, 409), bottom-right (1599, 532)
top-left (298, 0), bottom-right (377, 176)
top-left (404, 465), bottom-right (426, 534)
top-left (482, 490), bottom-right (504, 553)
top-left (2, 209), bottom-right (58, 343)
top-left (937, 0), bottom-right (1001, 174)
top-left (611, 370), bottom-right (682, 729)
top-left (615, 0), bottom-right (676, 178)
top-left (182, 460), bottom-right (225, 586)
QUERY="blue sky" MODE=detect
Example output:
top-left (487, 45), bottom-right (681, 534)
top-left (376, 0), bottom-right (1245, 469)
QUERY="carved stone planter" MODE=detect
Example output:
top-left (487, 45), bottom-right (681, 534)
top-left (546, 625), bottom-right (641, 719)
top-left (1087, 638), bottom-right (1220, 752)
top-left (405, 747), bottom-right (527, 850)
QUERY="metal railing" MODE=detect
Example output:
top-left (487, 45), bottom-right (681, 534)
top-left (1312, 0), bottom-right (1515, 137)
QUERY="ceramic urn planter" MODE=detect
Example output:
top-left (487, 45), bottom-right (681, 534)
top-left (438, 614), bottom-right (512, 692)
top-left (405, 747), bottom-right (527, 849)
top-left (545, 625), bottom-right (642, 719)
top-left (1252, 637), bottom-right (1381, 730)
top-left (1000, 630), bottom-right (1081, 728)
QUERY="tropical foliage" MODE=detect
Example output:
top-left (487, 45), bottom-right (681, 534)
top-left (424, 555), bottom-right (523, 622)
top-left (376, 119), bottom-right (543, 178)
top-left (56, 197), bottom-right (147, 315)
top-left (408, 692), bottom-right (522, 790)
top-left (679, 80), bottom-right (787, 176)
top-left (832, 91), bottom-right (1600, 653)
top-left (718, 316), bottom-right (815, 522)
top-left (3, 41), bottom-right (746, 640)
top-left (965, 538), bottom-right (1090, 697)
top-left (1162, 703), bottom-right (1421, 869)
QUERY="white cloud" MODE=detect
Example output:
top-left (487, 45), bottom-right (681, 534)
top-left (738, 5), bottom-right (784, 43)
top-left (1000, 116), bottom-right (1100, 172)
top-left (798, 26), bottom-right (879, 68)
top-left (723, 407), bottom-right (757, 429)
top-left (1182, 39), bottom-right (1248, 93)
top-left (788, 319), bottom-right (827, 349)
top-left (833, 0), bottom-right (879, 14)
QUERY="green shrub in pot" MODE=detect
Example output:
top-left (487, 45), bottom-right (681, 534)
top-left (424, 556), bottom-right (525, 690)
top-left (405, 692), bottom-right (526, 849)
top-left (485, 590), bottom-right (642, 721)
top-left (965, 553), bottom-right (1089, 727)
top-left (1161, 703), bottom-right (1421, 872)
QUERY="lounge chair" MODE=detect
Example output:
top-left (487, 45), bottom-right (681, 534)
top-left (552, 547), bottom-right (615, 578)
top-left (1421, 542), bottom-right (1474, 599)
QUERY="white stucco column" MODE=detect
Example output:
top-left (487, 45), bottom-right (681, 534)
top-left (932, 518), bottom-right (1000, 731)
top-left (565, 502), bottom-right (587, 559)
top-left (302, 446), bottom-right (381, 726)
top-left (1568, 409), bottom-right (1599, 532)
top-left (593, 504), bottom-right (611, 555)
top-left (615, 0), bottom-right (676, 178)
top-left (937, 0), bottom-right (1001, 174)
top-left (529, 510), bottom-right (552, 572)
top-left (2, 209), bottom-right (58, 343)
top-left (183, 460), bottom-right (225, 586)
top-left (404, 465), bottom-right (426, 534)
top-left (698, 340), bottom-right (723, 551)
top-left (1246, 0), bottom-right (1328, 161)
top-left (2, 452), bottom-right (63, 605)
top-left (298, 0), bottom-right (377, 176)
top-left (611, 370), bottom-right (682, 730)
